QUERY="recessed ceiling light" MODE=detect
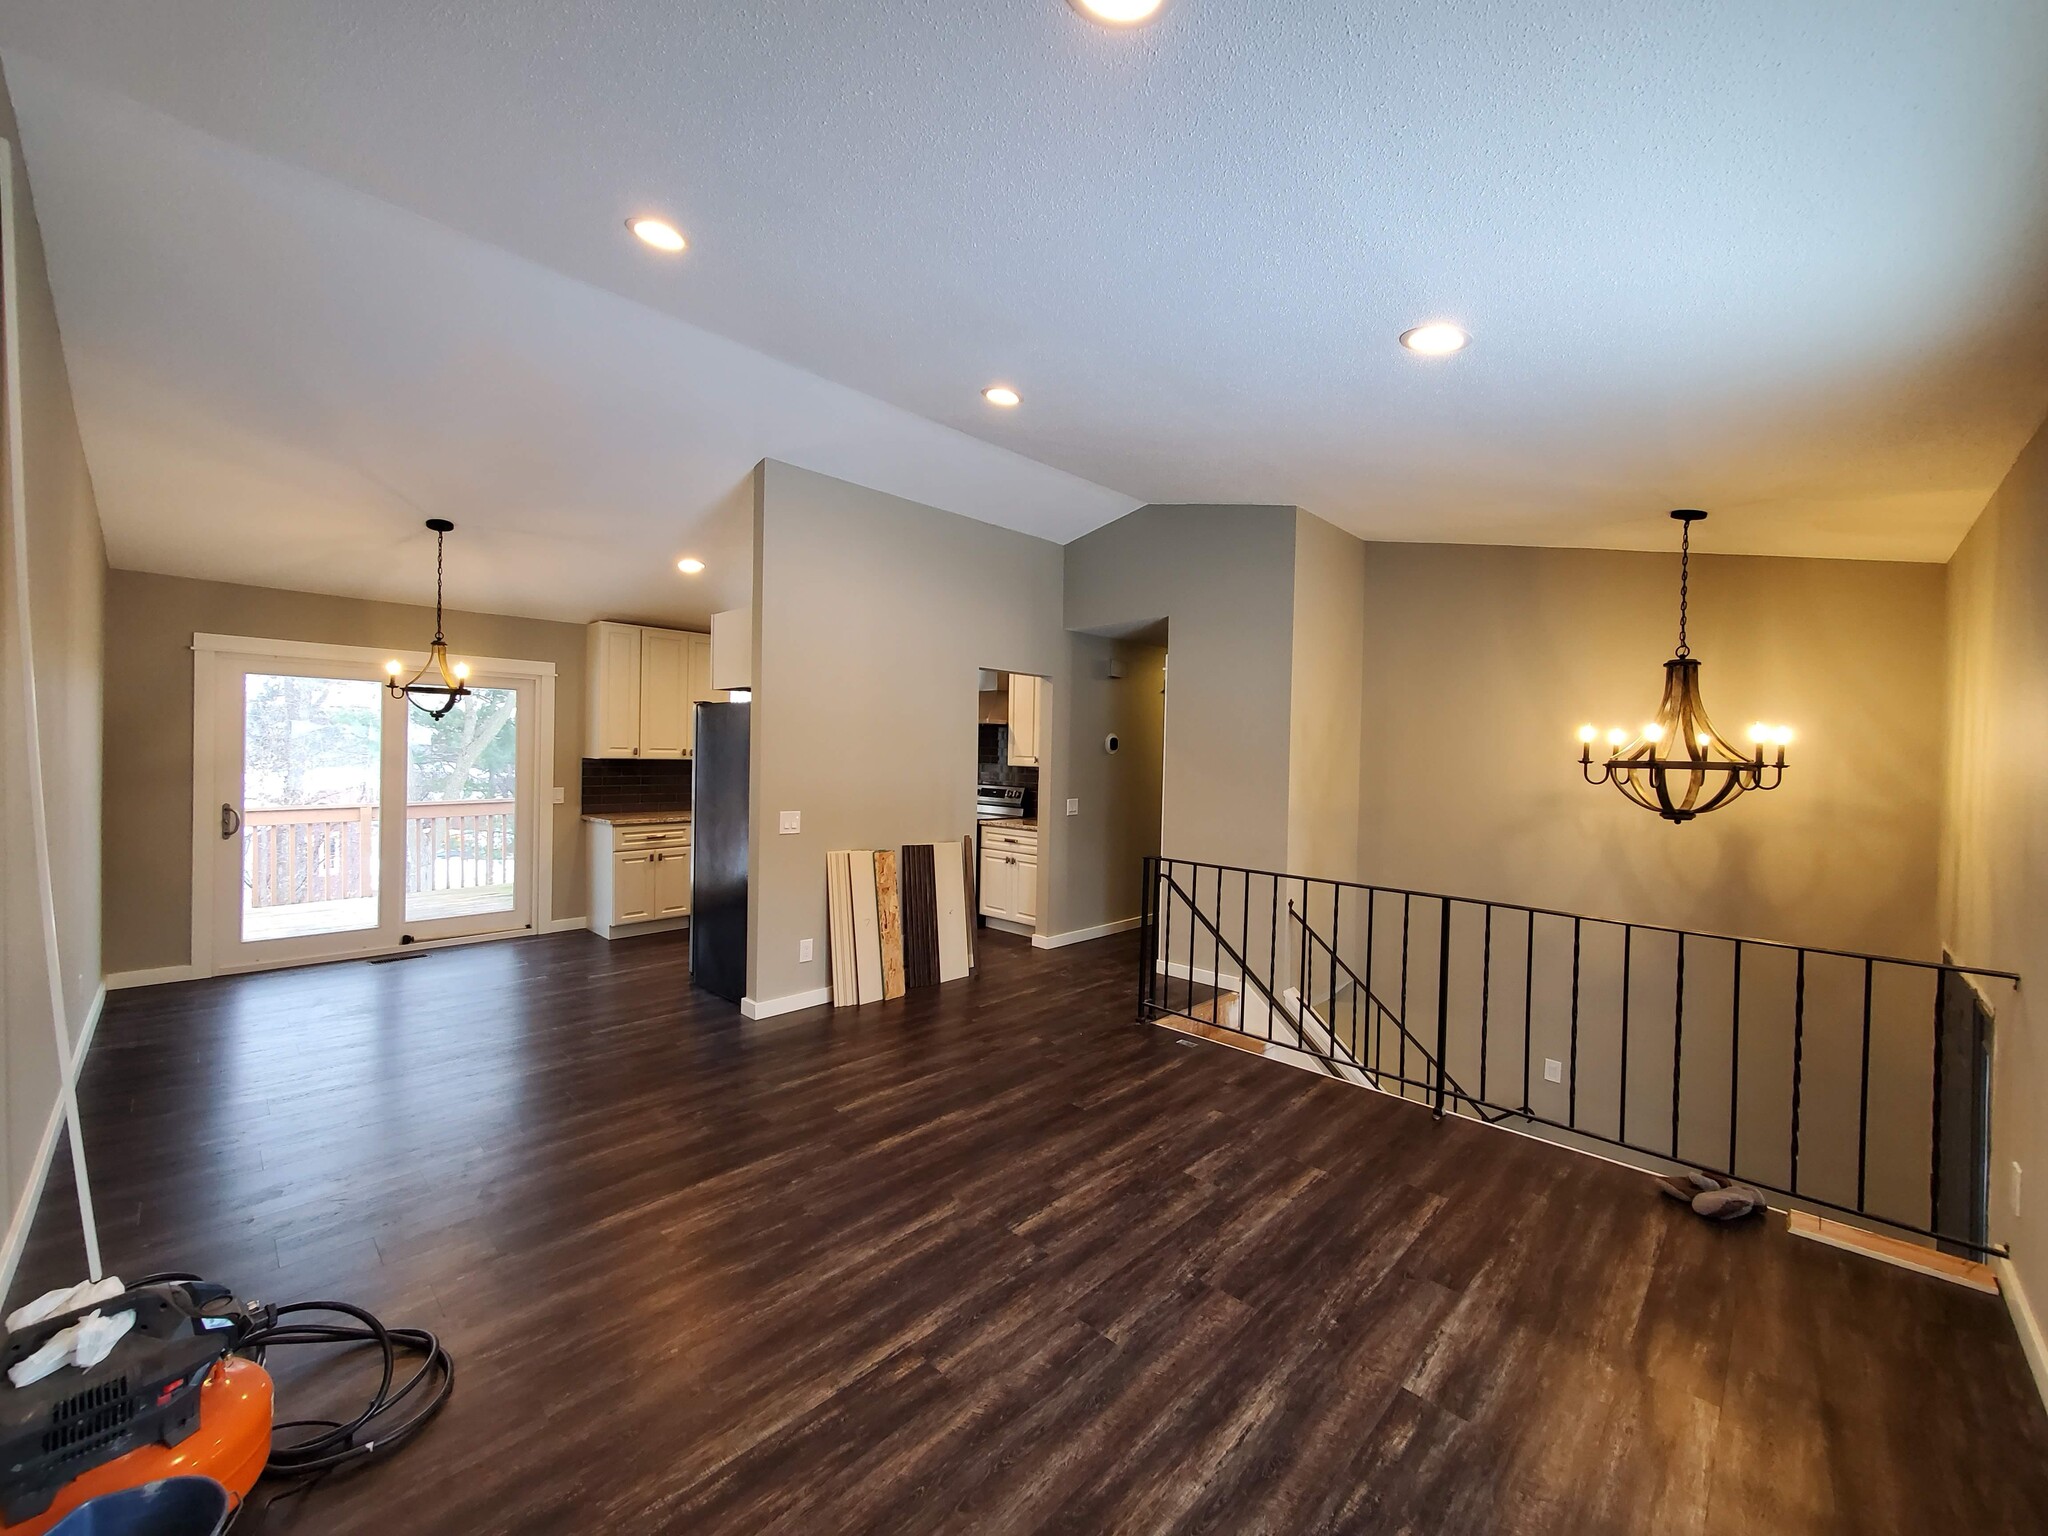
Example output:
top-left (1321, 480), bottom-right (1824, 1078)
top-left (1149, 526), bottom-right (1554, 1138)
top-left (1068, 0), bottom-right (1167, 25)
top-left (1400, 322), bottom-right (1470, 356)
top-left (627, 217), bottom-right (687, 253)
top-left (982, 386), bottom-right (1021, 407)
top-left (677, 557), bottom-right (705, 574)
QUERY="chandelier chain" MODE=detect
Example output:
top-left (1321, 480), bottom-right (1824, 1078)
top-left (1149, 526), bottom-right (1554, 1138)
top-left (434, 525), bottom-right (446, 645)
top-left (1675, 516), bottom-right (1691, 658)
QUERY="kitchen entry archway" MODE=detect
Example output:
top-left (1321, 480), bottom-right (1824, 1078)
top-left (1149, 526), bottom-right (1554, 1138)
top-left (191, 634), bottom-right (557, 976)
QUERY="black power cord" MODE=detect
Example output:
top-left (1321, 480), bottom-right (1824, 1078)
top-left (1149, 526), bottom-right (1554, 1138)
top-left (134, 1274), bottom-right (455, 1484)
top-left (239, 1301), bottom-right (455, 1479)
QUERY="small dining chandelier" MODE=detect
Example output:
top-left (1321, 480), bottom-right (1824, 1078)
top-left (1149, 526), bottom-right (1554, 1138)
top-left (385, 518), bottom-right (473, 721)
top-left (1577, 509), bottom-right (1791, 823)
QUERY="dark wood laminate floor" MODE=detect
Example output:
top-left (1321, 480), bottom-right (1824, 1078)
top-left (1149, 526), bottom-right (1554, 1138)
top-left (12, 929), bottom-right (2048, 1534)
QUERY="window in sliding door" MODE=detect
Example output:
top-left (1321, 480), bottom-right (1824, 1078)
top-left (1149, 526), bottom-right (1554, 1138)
top-left (405, 686), bottom-right (520, 924)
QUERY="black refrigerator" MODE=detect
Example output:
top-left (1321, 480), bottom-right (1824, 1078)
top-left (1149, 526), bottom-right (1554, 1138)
top-left (689, 701), bottom-right (749, 1003)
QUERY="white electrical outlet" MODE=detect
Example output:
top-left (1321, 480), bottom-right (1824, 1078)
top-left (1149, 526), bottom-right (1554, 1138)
top-left (1543, 1058), bottom-right (1563, 1083)
top-left (2013, 1161), bottom-right (2024, 1219)
top-left (800, 938), bottom-right (814, 963)
top-left (779, 810), bottom-right (801, 834)
top-left (1066, 797), bottom-right (1080, 816)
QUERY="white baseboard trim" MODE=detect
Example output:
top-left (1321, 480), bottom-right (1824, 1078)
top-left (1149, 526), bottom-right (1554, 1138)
top-left (1997, 1256), bottom-right (2048, 1411)
top-left (541, 915), bottom-right (591, 934)
top-left (983, 917), bottom-right (1034, 939)
top-left (106, 964), bottom-right (200, 991)
top-left (742, 987), bottom-right (833, 1020)
top-left (0, 984), bottom-right (106, 1303)
top-left (1156, 957), bottom-right (1245, 989)
top-left (1032, 916), bottom-right (1141, 950)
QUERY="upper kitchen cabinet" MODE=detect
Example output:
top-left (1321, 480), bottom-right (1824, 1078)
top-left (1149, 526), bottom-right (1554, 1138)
top-left (710, 608), bottom-right (752, 691)
top-left (587, 621), bottom-right (717, 758)
top-left (1008, 672), bottom-right (1044, 766)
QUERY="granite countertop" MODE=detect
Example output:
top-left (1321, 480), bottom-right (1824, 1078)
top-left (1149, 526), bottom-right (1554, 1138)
top-left (582, 811), bottom-right (692, 825)
top-left (984, 817), bottom-right (1038, 831)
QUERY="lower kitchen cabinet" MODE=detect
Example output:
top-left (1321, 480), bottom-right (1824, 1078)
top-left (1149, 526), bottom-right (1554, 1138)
top-left (588, 816), bottom-right (692, 938)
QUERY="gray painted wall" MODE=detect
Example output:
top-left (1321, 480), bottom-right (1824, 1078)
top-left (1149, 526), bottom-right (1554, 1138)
top-left (1943, 406), bottom-right (2048, 1319)
top-left (1064, 504), bottom-right (1300, 875)
top-left (101, 570), bottom-right (588, 973)
top-left (1, 96), bottom-right (105, 1288)
top-left (1053, 634), bottom-right (1165, 938)
top-left (748, 460), bottom-right (1068, 1006)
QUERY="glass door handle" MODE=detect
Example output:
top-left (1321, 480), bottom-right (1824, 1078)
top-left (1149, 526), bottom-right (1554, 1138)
top-left (220, 803), bottom-right (242, 839)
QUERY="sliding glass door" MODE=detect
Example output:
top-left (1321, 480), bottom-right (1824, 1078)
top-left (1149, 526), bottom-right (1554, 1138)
top-left (205, 648), bottom-right (539, 973)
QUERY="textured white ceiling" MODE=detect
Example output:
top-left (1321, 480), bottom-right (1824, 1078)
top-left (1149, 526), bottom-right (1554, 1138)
top-left (7, 0), bottom-right (2048, 610)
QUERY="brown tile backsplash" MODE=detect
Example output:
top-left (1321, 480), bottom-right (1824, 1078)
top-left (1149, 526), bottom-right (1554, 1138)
top-left (581, 758), bottom-right (693, 816)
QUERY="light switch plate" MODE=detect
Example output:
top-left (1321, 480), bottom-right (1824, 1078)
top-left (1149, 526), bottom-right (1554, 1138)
top-left (779, 811), bottom-right (801, 834)
top-left (550, 787), bottom-right (566, 804)
top-left (1066, 797), bottom-right (1080, 816)
top-left (1543, 1058), bottom-right (1563, 1083)
top-left (800, 938), bottom-right (814, 963)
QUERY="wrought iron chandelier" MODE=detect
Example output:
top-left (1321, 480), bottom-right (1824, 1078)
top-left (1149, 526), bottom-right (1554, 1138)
top-left (385, 518), bottom-right (473, 721)
top-left (1577, 509), bottom-right (1791, 823)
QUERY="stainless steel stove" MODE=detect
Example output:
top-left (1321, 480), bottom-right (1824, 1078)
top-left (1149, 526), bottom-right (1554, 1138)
top-left (975, 783), bottom-right (1034, 821)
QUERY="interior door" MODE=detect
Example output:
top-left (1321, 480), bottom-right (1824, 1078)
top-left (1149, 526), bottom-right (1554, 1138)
top-left (210, 656), bottom-right (538, 972)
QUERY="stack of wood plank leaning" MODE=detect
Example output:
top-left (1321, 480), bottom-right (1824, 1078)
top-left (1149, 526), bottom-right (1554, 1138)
top-left (826, 838), bottom-right (976, 1006)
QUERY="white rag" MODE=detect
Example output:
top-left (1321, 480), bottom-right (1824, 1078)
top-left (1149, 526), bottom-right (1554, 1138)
top-left (6, 1308), bottom-right (137, 1388)
top-left (5, 1275), bottom-right (126, 1333)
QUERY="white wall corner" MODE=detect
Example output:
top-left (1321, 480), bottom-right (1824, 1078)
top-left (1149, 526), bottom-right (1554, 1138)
top-left (1996, 1256), bottom-right (2048, 1412)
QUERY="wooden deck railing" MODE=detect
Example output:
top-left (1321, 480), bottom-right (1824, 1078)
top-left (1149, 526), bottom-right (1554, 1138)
top-left (244, 801), bottom-right (516, 907)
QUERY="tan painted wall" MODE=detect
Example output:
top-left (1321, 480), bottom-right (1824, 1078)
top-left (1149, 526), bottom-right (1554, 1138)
top-left (102, 570), bottom-right (587, 974)
top-left (1942, 409), bottom-right (2048, 1311)
top-left (1, 102), bottom-right (105, 1285)
top-left (1359, 542), bottom-right (1945, 957)
top-left (1064, 505), bottom-right (1300, 875)
top-left (748, 460), bottom-right (1069, 1005)
top-left (1053, 635), bottom-right (1165, 937)
top-left (1286, 510), bottom-right (1365, 883)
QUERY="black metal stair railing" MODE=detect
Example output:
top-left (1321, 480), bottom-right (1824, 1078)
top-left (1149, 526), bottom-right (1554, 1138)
top-left (1137, 855), bottom-right (2020, 1257)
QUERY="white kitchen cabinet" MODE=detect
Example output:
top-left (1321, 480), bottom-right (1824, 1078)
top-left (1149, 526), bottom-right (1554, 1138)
top-left (610, 851), bottom-right (656, 923)
top-left (587, 817), bottom-right (692, 938)
top-left (588, 623), bottom-right (644, 757)
top-left (710, 608), bottom-right (752, 691)
top-left (1008, 673), bottom-right (1043, 766)
top-left (639, 628), bottom-right (691, 758)
top-left (586, 621), bottom-right (715, 759)
top-left (978, 823), bottom-right (1039, 927)
top-left (687, 633), bottom-right (715, 717)
top-left (653, 846), bottom-right (693, 918)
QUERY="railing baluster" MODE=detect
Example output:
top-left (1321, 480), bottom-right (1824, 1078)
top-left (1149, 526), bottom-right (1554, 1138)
top-left (1857, 957), bottom-right (1873, 1212)
top-left (1434, 899), bottom-right (1452, 1119)
top-left (1480, 905), bottom-right (1493, 1106)
top-left (1522, 910), bottom-right (1535, 1114)
top-left (1931, 967), bottom-right (1948, 1235)
top-left (1568, 916), bottom-right (1581, 1130)
top-left (1400, 895), bottom-right (1412, 1098)
top-left (1620, 925), bottom-right (1632, 1145)
top-left (1672, 932), bottom-right (1686, 1161)
top-left (1790, 949), bottom-right (1806, 1194)
top-left (1364, 890), bottom-right (1377, 1072)
top-left (1241, 868), bottom-right (1252, 1036)
top-left (1728, 940), bottom-right (1743, 1177)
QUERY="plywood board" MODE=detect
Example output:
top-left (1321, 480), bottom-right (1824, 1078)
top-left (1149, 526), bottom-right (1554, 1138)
top-left (850, 851), bottom-right (884, 1003)
top-left (961, 835), bottom-right (977, 974)
top-left (934, 846), bottom-right (969, 984)
top-left (875, 849), bottom-right (906, 1000)
top-left (900, 844), bottom-right (938, 989)
top-left (826, 850), bottom-right (856, 1007)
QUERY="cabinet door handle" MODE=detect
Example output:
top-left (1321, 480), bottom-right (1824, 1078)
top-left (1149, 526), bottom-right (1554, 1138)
top-left (220, 803), bottom-right (241, 839)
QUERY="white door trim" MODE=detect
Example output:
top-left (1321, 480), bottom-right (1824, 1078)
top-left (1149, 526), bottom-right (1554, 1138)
top-left (189, 636), bottom-right (558, 978)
